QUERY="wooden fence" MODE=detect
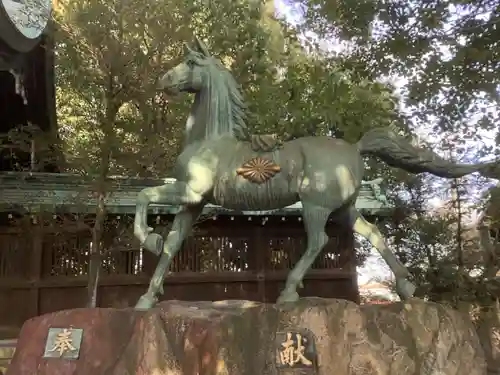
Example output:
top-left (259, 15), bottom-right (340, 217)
top-left (0, 214), bottom-right (358, 339)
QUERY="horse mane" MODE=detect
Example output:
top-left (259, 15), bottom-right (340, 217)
top-left (192, 54), bottom-right (248, 139)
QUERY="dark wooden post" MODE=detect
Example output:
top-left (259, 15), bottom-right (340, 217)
top-left (341, 225), bottom-right (360, 303)
top-left (29, 215), bottom-right (43, 317)
top-left (251, 221), bottom-right (267, 302)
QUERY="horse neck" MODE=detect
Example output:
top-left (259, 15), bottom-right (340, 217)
top-left (184, 81), bottom-right (235, 146)
top-left (184, 93), bottom-right (204, 145)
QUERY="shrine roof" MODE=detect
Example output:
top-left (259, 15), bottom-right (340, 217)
top-left (0, 172), bottom-right (391, 217)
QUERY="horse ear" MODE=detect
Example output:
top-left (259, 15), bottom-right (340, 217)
top-left (194, 36), bottom-right (211, 57)
top-left (183, 42), bottom-right (193, 55)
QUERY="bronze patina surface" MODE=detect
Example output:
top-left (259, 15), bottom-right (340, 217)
top-left (132, 36), bottom-right (500, 310)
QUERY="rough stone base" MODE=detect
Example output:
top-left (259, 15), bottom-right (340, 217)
top-left (476, 309), bottom-right (500, 375)
top-left (6, 298), bottom-right (486, 375)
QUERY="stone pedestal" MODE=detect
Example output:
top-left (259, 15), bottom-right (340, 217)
top-left (6, 298), bottom-right (486, 375)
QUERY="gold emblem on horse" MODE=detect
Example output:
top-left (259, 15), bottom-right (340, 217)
top-left (236, 157), bottom-right (281, 184)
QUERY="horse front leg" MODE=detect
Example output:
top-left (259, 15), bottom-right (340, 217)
top-left (135, 204), bottom-right (204, 310)
top-left (134, 181), bottom-right (207, 255)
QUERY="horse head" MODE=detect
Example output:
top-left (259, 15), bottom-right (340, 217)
top-left (157, 37), bottom-right (218, 95)
top-left (157, 36), bottom-right (247, 141)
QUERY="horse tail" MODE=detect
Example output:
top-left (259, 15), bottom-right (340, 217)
top-left (356, 127), bottom-right (500, 179)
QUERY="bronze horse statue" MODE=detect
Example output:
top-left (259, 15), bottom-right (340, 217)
top-left (133, 37), bottom-right (500, 309)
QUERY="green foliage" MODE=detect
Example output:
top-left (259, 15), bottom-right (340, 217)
top-left (54, 0), bottom-right (191, 175)
top-left (380, 151), bottom-right (499, 307)
top-left (54, 0), bottom-right (401, 176)
top-left (296, 0), bottom-right (500, 134)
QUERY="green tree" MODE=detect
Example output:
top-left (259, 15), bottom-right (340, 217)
top-left (56, 0), bottom-right (405, 176)
top-left (294, 0), bottom-right (500, 138)
top-left (54, 0), bottom-right (406, 306)
top-left (54, 0), bottom-right (185, 305)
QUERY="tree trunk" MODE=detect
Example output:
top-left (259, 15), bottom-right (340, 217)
top-left (87, 191), bottom-right (107, 308)
top-left (86, 92), bottom-right (115, 307)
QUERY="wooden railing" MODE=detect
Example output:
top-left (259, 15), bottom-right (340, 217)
top-left (0, 340), bottom-right (16, 375)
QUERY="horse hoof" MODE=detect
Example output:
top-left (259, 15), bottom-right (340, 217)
top-left (276, 291), bottom-right (300, 304)
top-left (134, 294), bottom-right (158, 310)
top-left (143, 233), bottom-right (164, 256)
top-left (396, 278), bottom-right (416, 300)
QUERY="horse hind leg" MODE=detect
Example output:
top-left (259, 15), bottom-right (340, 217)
top-left (135, 203), bottom-right (204, 310)
top-left (277, 203), bottom-right (330, 304)
top-left (347, 207), bottom-right (416, 300)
